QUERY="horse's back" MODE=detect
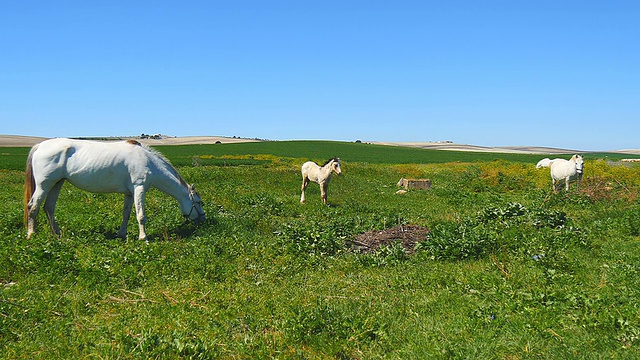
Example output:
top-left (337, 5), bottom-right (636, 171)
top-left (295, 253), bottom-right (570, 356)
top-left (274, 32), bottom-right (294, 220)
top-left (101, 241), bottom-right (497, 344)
top-left (30, 138), bottom-right (79, 178)
top-left (32, 138), bottom-right (150, 193)
top-left (536, 158), bottom-right (552, 168)
top-left (32, 138), bottom-right (74, 161)
top-left (302, 161), bottom-right (323, 183)
top-left (34, 138), bottom-right (141, 167)
top-left (550, 158), bottom-right (575, 180)
top-left (301, 161), bottom-right (318, 174)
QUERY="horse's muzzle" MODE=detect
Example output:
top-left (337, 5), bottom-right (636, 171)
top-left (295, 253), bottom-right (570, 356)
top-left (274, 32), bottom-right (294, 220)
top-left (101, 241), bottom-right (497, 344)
top-left (185, 214), bottom-right (206, 224)
top-left (184, 205), bottom-right (206, 223)
top-left (193, 214), bottom-right (206, 223)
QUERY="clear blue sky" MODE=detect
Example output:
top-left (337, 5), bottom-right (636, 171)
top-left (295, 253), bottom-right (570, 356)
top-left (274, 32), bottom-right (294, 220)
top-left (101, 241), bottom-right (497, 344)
top-left (2, 1), bottom-right (638, 150)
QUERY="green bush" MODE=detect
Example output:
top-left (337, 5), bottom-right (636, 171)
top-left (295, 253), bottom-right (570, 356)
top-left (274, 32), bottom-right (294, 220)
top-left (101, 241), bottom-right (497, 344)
top-left (422, 202), bottom-right (589, 260)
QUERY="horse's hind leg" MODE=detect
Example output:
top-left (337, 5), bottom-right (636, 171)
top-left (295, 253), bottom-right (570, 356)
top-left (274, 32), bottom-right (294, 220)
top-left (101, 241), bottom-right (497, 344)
top-left (26, 189), bottom-right (45, 239)
top-left (117, 194), bottom-right (134, 239)
top-left (26, 184), bottom-right (51, 239)
top-left (300, 176), bottom-right (309, 203)
top-left (43, 180), bottom-right (65, 236)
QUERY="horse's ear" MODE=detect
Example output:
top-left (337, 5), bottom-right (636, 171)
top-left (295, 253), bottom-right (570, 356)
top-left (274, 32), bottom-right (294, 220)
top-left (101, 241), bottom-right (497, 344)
top-left (189, 184), bottom-right (196, 191)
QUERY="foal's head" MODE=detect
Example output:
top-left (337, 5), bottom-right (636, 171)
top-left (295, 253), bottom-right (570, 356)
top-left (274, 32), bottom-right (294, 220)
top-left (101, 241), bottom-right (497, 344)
top-left (324, 158), bottom-right (342, 176)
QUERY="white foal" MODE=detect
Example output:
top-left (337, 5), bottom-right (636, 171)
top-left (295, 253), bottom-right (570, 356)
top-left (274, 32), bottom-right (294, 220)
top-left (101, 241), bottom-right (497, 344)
top-left (300, 158), bottom-right (342, 205)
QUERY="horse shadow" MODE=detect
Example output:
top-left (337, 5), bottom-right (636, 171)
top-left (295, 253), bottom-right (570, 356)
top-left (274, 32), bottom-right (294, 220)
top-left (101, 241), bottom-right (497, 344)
top-left (106, 217), bottom-right (216, 242)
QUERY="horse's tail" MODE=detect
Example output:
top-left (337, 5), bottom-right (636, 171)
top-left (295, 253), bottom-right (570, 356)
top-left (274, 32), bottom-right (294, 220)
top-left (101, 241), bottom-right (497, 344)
top-left (536, 158), bottom-right (552, 168)
top-left (24, 145), bottom-right (38, 229)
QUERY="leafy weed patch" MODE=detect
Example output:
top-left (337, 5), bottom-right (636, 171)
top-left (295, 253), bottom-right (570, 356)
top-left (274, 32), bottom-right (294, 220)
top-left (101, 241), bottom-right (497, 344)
top-left (422, 202), bottom-right (589, 261)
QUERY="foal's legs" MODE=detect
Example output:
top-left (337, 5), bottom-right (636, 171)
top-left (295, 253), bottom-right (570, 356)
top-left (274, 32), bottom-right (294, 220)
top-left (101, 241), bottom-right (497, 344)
top-left (43, 180), bottom-right (65, 236)
top-left (117, 194), bottom-right (134, 239)
top-left (300, 176), bottom-right (309, 203)
top-left (320, 182), bottom-right (328, 204)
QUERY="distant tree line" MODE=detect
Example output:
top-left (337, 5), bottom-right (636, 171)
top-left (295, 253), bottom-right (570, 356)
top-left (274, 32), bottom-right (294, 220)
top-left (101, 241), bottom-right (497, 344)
top-left (140, 133), bottom-right (163, 139)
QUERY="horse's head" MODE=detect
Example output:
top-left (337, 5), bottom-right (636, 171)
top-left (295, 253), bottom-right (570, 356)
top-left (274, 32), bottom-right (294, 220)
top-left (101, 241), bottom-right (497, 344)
top-left (184, 184), bottom-right (206, 223)
top-left (573, 155), bottom-right (584, 174)
top-left (331, 158), bottom-right (342, 176)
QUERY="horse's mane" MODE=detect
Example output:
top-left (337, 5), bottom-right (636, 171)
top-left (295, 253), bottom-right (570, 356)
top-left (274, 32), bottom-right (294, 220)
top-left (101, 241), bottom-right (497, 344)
top-left (322, 158), bottom-right (340, 167)
top-left (130, 141), bottom-right (188, 187)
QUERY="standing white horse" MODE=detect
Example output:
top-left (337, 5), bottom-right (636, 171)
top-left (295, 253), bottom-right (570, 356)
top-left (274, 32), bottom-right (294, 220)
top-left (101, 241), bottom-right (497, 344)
top-left (536, 154), bottom-right (584, 192)
top-left (24, 138), bottom-right (205, 241)
top-left (300, 158), bottom-right (342, 204)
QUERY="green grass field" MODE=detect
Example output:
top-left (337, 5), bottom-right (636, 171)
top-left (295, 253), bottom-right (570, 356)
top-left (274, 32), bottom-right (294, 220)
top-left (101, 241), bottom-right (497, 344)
top-left (2, 141), bottom-right (640, 358)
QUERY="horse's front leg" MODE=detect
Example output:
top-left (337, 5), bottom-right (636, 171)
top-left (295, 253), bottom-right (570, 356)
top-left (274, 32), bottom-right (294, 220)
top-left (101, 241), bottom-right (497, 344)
top-left (576, 174), bottom-right (582, 190)
top-left (300, 177), bottom-right (309, 204)
top-left (565, 178), bottom-right (570, 191)
top-left (320, 182), bottom-right (328, 204)
top-left (117, 194), bottom-right (134, 239)
top-left (132, 186), bottom-right (148, 241)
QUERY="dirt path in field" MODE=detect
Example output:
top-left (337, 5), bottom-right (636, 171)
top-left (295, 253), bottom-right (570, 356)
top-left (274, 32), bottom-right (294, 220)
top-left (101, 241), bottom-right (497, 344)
top-left (371, 141), bottom-right (572, 154)
top-left (0, 135), bottom-right (260, 147)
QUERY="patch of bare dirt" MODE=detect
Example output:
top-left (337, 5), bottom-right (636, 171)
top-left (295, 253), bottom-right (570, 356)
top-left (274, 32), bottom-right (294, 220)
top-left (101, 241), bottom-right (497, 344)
top-left (349, 225), bottom-right (430, 254)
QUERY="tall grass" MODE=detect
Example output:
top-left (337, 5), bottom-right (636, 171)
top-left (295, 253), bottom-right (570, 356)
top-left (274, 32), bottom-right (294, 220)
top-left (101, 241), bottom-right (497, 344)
top-left (1, 142), bottom-right (640, 358)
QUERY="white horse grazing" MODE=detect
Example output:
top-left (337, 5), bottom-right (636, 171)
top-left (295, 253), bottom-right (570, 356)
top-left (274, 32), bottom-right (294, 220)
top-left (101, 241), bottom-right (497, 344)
top-left (300, 158), bottom-right (342, 204)
top-left (536, 154), bottom-right (584, 192)
top-left (24, 138), bottom-right (205, 241)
